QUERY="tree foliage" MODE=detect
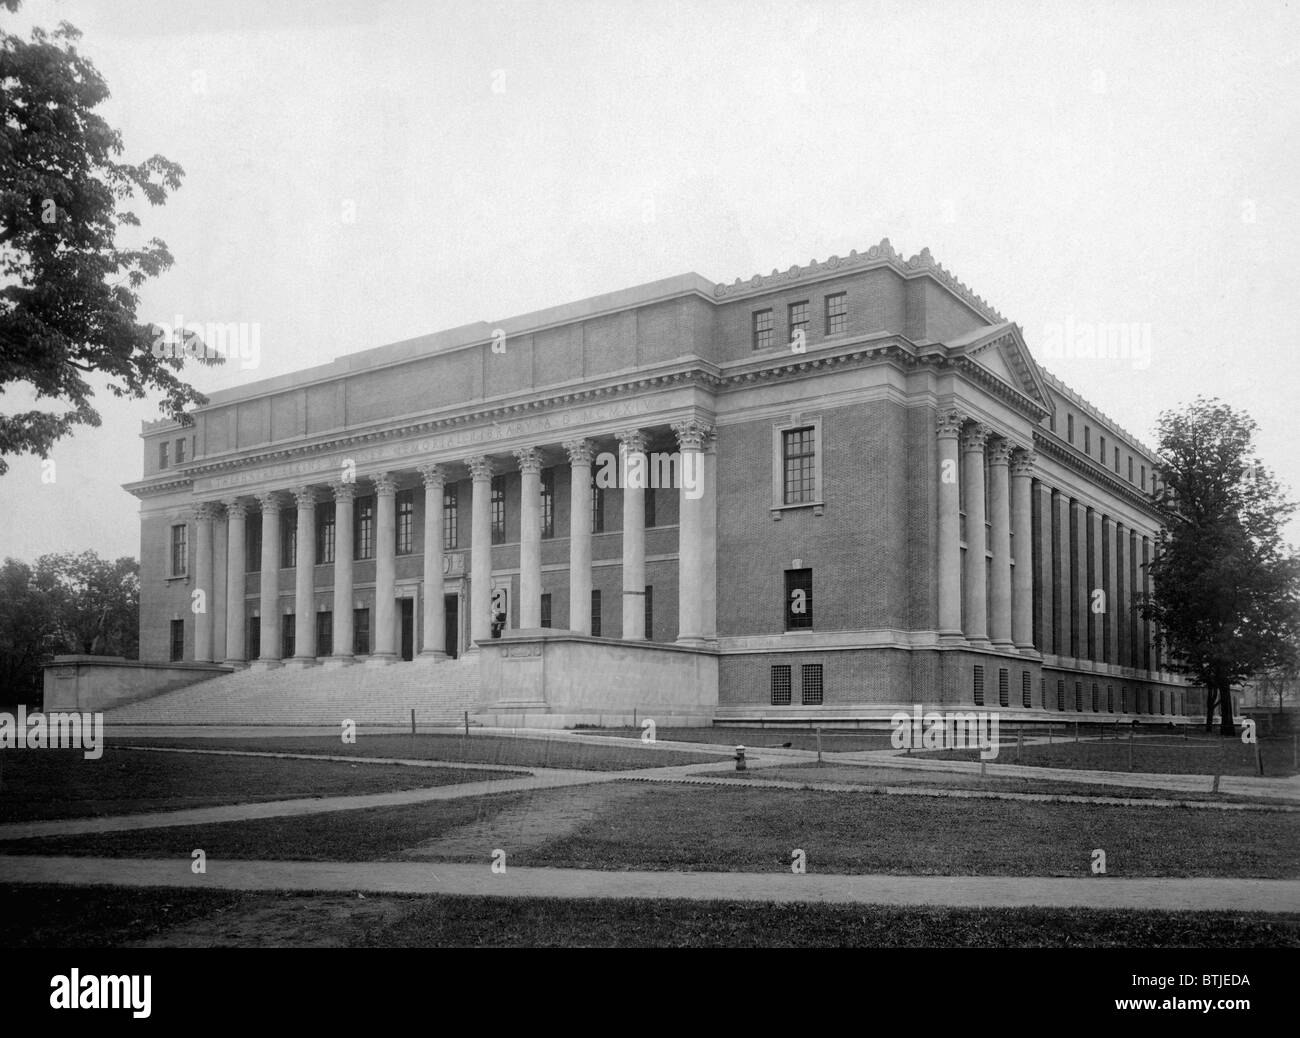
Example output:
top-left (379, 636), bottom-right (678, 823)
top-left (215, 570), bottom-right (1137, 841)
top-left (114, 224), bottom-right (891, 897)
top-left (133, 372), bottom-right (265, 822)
top-left (0, 9), bottom-right (217, 474)
top-left (1145, 398), bottom-right (1300, 734)
top-left (0, 550), bottom-right (138, 704)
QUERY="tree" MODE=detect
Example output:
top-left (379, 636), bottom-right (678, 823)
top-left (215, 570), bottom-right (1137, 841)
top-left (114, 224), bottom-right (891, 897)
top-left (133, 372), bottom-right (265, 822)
top-left (0, 551), bottom-right (138, 705)
top-left (1143, 398), bottom-right (1300, 736)
top-left (0, 6), bottom-right (218, 475)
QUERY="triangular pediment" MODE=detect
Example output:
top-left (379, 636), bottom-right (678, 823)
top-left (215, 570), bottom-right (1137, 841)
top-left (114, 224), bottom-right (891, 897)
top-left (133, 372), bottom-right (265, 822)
top-left (946, 321), bottom-right (1052, 411)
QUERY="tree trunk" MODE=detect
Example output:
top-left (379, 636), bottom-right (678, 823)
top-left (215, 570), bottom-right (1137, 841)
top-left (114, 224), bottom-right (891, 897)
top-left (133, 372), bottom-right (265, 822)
top-left (1219, 684), bottom-right (1237, 737)
top-left (1204, 686), bottom-right (1218, 732)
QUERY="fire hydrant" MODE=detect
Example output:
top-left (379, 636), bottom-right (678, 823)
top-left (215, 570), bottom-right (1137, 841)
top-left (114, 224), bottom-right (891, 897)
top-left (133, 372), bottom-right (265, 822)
top-left (734, 745), bottom-right (747, 771)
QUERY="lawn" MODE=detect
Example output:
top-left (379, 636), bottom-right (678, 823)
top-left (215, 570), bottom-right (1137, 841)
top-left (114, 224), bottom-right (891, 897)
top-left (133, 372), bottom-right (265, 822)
top-left (920, 731), bottom-right (1299, 777)
top-left (8, 781), bottom-right (1297, 878)
top-left (0, 747), bottom-right (524, 822)
top-left (585, 726), bottom-right (899, 752)
top-left (0, 884), bottom-right (1294, 948)
top-left (124, 733), bottom-right (719, 771)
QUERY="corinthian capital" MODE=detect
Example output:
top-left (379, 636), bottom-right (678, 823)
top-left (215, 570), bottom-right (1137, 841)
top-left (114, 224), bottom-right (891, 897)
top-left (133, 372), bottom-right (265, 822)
top-left (960, 423), bottom-right (991, 453)
top-left (371, 472), bottom-right (398, 496)
top-left (672, 419), bottom-right (713, 453)
top-left (418, 462), bottom-right (447, 489)
top-left (562, 439), bottom-right (595, 467)
top-left (512, 448), bottom-right (543, 476)
top-left (936, 408), bottom-right (965, 438)
top-left (466, 455), bottom-right (494, 482)
top-left (1010, 449), bottom-right (1038, 477)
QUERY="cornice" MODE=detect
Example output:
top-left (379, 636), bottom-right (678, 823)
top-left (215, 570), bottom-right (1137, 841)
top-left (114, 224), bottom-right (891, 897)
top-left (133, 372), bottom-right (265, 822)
top-left (1033, 431), bottom-right (1161, 520)
top-left (713, 237), bottom-right (1007, 325)
top-left (1039, 367), bottom-right (1156, 461)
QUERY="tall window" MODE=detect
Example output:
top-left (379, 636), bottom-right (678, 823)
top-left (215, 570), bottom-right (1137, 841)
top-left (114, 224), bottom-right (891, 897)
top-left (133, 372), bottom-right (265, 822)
top-left (1084, 426), bottom-right (1091, 454)
top-left (282, 615), bottom-right (295, 660)
top-left (591, 480), bottom-right (605, 533)
top-left (541, 469), bottom-right (555, 538)
top-left (1067, 414), bottom-right (1074, 443)
top-left (998, 668), bottom-right (1009, 707)
top-left (590, 590), bottom-right (602, 637)
top-left (644, 487), bottom-right (656, 528)
top-left (771, 664), bottom-right (792, 705)
top-left (175, 437), bottom-right (186, 464)
top-left (1140, 465), bottom-right (1146, 490)
top-left (1128, 456), bottom-right (1134, 482)
top-left (246, 514), bottom-right (261, 573)
top-left (752, 308), bottom-right (773, 350)
top-left (491, 476), bottom-right (506, 545)
top-left (644, 585), bottom-right (653, 640)
top-left (355, 495), bottom-right (375, 560)
top-left (782, 427), bottom-right (816, 504)
top-left (1099, 435), bottom-right (1106, 462)
top-left (316, 504), bottom-right (335, 564)
top-left (825, 292), bottom-right (847, 334)
top-left (280, 510), bottom-right (296, 568)
top-left (801, 663), bottom-right (823, 705)
top-left (788, 301), bottom-right (809, 342)
top-left (784, 568), bottom-right (813, 631)
top-left (443, 485), bottom-right (459, 550)
top-left (1114, 446), bottom-right (1120, 473)
top-left (159, 441), bottom-right (170, 469)
top-left (973, 665), bottom-right (985, 706)
top-left (316, 612), bottom-right (333, 657)
top-left (396, 489), bottom-right (415, 554)
top-left (247, 616), bottom-right (260, 660)
top-left (353, 608), bottom-right (371, 655)
top-left (540, 593), bottom-right (552, 629)
top-left (169, 619), bottom-right (184, 661)
top-left (170, 523), bottom-right (188, 576)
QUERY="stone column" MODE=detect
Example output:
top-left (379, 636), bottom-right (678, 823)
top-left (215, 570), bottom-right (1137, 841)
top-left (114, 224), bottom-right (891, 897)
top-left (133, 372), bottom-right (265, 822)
top-left (417, 464), bottom-right (448, 656)
top-left (1103, 517), bottom-right (1118, 666)
top-left (673, 418), bottom-right (712, 645)
top-left (618, 429), bottom-right (648, 640)
top-left (514, 448), bottom-right (543, 630)
top-left (563, 440), bottom-right (595, 635)
top-left (936, 410), bottom-right (964, 642)
top-left (1089, 508), bottom-right (1104, 662)
top-left (370, 472), bottom-right (398, 663)
top-left (257, 492), bottom-right (282, 667)
top-left (289, 485), bottom-right (317, 665)
top-left (960, 423), bottom-right (990, 646)
top-left (1129, 529), bottom-right (1140, 670)
top-left (192, 504), bottom-right (216, 662)
top-left (329, 481), bottom-right (355, 664)
top-left (1011, 450), bottom-right (1037, 652)
top-left (467, 456), bottom-right (494, 647)
top-left (212, 510), bottom-right (228, 664)
top-left (1115, 523), bottom-right (1128, 668)
top-left (1071, 500), bottom-right (1088, 661)
top-left (1033, 480), bottom-right (1054, 654)
top-left (1053, 491), bottom-right (1070, 659)
top-left (223, 499), bottom-right (248, 665)
top-left (988, 440), bottom-right (1014, 649)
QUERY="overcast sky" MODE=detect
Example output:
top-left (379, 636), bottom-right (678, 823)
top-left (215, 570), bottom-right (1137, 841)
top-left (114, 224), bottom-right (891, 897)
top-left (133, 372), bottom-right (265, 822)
top-left (4, 0), bottom-right (1299, 559)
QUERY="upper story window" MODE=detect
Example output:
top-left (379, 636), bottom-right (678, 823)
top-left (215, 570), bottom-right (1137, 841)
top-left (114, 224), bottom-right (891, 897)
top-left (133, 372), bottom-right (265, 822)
top-left (1114, 446), bottom-right (1120, 473)
top-left (280, 510), bottom-right (297, 568)
top-left (1084, 426), bottom-right (1091, 454)
top-left (443, 484), bottom-right (458, 551)
top-left (591, 479), bottom-right (606, 533)
top-left (782, 427), bottom-right (816, 505)
top-left (396, 489), bottom-right (415, 554)
top-left (1099, 434), bottom-right (1106, 463)
top-left (540, 469), bottom-right (555, 539)
top-left (1140, 465), bottom-right (1147, 490)
top-left (1066, 414), bottom-right (1074, 444)
top-left (316, 504), bottom-right (335, 565)
top-left (490, 476), bottom-right (506, 545)
top-left (752, 309), bottom-right (773, 350)
top-left (788, 301), bottom-right (809, 343)
top-left (159, 441), bottom-right (170, 469)
top-left (1128, 456), bottom-right (1134, 482)
top-left (784, 568), bottom-right (813, 631)
top-left (644, 486), bottom-right (656, 528)
top-left (825, 293), bottom-right (847, 335)
top-left (355, 495), bottom-right (375, 560)
top-left (246, 514), bottom-right (261, 573)
top-left (174, 437), bottom-right (186, 464)
top-left (170, 523), bottom-right (188, 576)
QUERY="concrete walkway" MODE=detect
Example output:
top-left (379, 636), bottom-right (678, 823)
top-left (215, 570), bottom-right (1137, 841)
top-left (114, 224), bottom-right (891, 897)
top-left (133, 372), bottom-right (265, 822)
top-left (3, 855), bottom-right (1297, 912)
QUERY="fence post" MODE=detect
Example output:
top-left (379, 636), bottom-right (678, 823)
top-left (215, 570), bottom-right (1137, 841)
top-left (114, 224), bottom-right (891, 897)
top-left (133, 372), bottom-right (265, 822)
top-left (410, 708), bottom-right (416, 737)
top-left (1017, 729), bottom-right (1023, 763)
top-left (1074, 721), bottom-right (1079, 743)
top-left (1128, 725), bottom-right (1134, 771)
top-left (817, 726), bottom-right (822, 764)
top-left (1255, 735), bottom-right (1264, 777)
top-left (464, 710), bottom-right (469, 739)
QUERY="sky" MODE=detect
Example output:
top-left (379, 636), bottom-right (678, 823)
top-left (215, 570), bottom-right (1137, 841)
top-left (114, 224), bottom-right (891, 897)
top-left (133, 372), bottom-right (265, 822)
top-left (3, 0), bottom-right (1299, 559)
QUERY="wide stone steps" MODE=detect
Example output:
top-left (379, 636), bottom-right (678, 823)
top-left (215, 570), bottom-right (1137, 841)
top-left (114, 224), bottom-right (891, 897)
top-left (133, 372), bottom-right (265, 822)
top-left (105, 658), bottom-right (482, 726)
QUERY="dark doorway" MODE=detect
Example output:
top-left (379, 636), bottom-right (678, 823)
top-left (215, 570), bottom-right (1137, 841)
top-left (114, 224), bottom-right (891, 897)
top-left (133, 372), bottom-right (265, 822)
top-left (399, 599), bottom-right (414, 661)
top-left (444, 594), bottom-right (459, 659)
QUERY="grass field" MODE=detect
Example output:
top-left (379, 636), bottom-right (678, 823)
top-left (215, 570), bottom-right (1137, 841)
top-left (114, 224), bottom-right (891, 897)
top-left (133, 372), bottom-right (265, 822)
top-left (0, 884), bottom-right (1294, 948)
top-left (587, 726), bottom-right (899, 752)
top-left (921, 732), bottom-right (1299, 777)
top-left (123, 733), bottom-right (720, 771)
top-left (0, 748), bottom-right (524, 822)
top-left (8, 782), bottom-right (1296, 878)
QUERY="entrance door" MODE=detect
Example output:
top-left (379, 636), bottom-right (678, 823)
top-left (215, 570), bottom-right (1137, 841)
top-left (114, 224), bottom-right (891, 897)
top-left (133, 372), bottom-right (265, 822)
top-left (444, 594), bottom-right (459, 659)
top-left (399, 599), bottom-right (414, 661)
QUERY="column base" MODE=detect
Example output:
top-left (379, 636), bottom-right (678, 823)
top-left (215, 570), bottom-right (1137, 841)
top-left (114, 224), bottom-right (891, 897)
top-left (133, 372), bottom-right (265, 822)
top-left (965, 637), bottom-right (993, 651)
top-left (322, 655), bottom-right (356, 669)
top-left (365, 653), bottom-right (399, 666)
top-left (248, 659), bottom-right (283, 672)
top-left (991, 639), bottom-right (1017, 651)
top-left (937, 630), bottom-right (967, 646)
top-left (219, 659), bottom-right (250, 670)
top-left (283, 657), bottom-right (320, 670)
top-left (1015, 643), bottom-right (1042, 658)
top-left (674, 635), bottom-right (712, 648)
top-left (418, 649), bottom-right (449, 660)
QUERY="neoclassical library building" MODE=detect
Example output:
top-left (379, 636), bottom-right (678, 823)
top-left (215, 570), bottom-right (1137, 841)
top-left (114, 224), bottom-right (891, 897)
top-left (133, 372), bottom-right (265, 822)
top-left (117, 239), bottom-right (1193, 727)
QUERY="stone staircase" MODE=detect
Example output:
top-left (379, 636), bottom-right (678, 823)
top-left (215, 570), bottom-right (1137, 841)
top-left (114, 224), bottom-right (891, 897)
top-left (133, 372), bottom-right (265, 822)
top-left (105, 657), bottom-right (482, 726)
